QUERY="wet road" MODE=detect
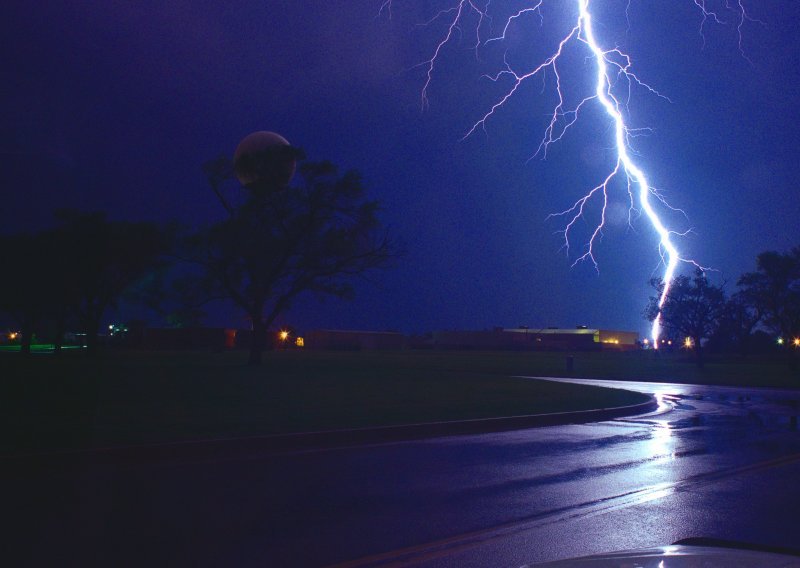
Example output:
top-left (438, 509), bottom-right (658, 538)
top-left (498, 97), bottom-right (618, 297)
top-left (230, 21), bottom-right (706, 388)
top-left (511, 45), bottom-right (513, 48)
top-left (7, 378), bottom-right (800, 566)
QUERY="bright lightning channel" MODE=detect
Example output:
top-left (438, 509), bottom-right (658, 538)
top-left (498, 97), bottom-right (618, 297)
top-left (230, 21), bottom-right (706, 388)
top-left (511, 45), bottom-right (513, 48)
top-left (577, 0), bottom-right (678, 346)
top-left (383, 0), bottom-right (752, 346)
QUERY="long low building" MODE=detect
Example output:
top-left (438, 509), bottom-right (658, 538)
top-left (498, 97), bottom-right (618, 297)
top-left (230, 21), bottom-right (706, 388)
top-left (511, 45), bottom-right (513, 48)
top-left (305, 329), bottom-right (407, 351)
top-left (506, 327), bottom-right (639, 348)
top-left (432, 327), bottom-right (639, 351)
top-left (121, 326), bottom-right (637, 351)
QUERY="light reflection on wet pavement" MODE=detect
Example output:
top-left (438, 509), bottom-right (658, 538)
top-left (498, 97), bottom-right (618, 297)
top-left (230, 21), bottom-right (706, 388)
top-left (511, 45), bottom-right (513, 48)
top-left (400, 378), bottom-right (800, 567)
top-left (6, 378), bottom-right (800, 567)
top-left (313, 379), bottom-right (800, 566)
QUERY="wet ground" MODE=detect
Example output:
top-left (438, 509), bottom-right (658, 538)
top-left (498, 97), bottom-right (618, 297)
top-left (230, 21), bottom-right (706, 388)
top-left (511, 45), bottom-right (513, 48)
top-left (6, 378), bottom-right (800, 566)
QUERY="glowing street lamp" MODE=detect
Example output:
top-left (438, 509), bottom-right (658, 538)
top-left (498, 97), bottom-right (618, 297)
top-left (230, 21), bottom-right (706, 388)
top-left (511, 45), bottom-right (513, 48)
top-left (277, 329), bottom-right (290, 350)
top-left (684, 337), bottom-right (693, 349)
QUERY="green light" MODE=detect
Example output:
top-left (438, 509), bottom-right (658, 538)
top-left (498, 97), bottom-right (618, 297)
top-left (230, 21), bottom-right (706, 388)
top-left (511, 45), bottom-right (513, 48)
top-left (0, 344), bottom-right (86, 353)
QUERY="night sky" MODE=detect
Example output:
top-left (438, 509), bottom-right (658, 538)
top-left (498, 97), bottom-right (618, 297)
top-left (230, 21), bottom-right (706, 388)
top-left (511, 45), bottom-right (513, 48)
top-left (3, 1), bottom-right (799, 336)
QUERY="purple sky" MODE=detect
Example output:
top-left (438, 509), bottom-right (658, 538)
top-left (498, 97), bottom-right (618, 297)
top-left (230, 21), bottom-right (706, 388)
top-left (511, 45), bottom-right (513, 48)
top-left (3, 1), bottom-right (799, 335)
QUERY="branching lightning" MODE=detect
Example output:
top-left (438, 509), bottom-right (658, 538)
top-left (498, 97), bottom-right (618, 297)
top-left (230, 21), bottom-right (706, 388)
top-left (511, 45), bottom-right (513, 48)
top-left (382, 0), bottom-right (754, 346)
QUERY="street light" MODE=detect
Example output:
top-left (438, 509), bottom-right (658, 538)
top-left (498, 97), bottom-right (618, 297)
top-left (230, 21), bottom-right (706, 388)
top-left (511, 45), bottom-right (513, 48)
top-left (278, 330), bottom-right (290, 350)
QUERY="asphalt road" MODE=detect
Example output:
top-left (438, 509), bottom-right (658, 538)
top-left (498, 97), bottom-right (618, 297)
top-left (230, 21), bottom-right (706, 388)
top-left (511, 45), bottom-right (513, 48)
top-left (6, 378), bottom-right (800, 567)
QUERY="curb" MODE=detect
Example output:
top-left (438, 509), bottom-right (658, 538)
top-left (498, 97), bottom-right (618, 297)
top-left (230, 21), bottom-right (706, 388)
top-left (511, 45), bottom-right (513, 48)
top-left (255, 396), bottom-right (658, 450)
top-left (1, 396), bottom-right (657, 471)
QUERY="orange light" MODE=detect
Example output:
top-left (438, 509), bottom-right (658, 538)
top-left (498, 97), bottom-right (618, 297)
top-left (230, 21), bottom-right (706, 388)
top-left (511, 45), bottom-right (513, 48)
top-left (684, 337), bottom-right (693, 348)
top-left (279, 330), bottom-right (289, 341)
top-left (295, 337), bottom-right (304, 347)
top-left (9, 332), bottom-right (18, 340)
top-left (793, 338), bottom-right (800, 347)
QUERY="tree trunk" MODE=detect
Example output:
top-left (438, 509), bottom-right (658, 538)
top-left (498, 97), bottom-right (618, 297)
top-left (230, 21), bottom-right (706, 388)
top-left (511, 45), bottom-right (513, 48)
top-left (694, 338), bottom-right (705, 369)
top-left (248, 319), bottom-right (267, 366)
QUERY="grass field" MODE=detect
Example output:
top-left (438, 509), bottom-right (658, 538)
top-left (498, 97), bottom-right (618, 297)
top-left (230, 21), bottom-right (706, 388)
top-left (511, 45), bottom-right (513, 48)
top-left (1, 349), bottom-right (796, 453)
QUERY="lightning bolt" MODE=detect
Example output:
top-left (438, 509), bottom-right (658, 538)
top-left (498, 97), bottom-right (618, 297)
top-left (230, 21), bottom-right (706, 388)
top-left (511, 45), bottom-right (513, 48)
top-left (383, 1), bottom-right (754, 346)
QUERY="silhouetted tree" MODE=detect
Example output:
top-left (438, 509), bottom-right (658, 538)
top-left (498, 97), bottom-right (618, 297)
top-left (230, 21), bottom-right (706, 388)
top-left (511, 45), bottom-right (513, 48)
top-left (53, 210), bottom-right (171, 355)
top-left (0, 213), bottom-right (170, 356)
top-left (123, 263), bottom-right (207, 329)
top-left (0, 231), bottom-right (56, 354)
top-left (645, 269), bottom-right (726, 368)
top-left (738, 248), bottom-right (800, 367)
top-left (195, 155), bottom-right (398, 366)
top-left (711, 289), bottom-right (762, 358)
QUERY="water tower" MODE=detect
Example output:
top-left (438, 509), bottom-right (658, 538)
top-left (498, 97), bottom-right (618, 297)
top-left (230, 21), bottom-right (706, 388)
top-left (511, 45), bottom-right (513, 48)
top-left (233, 131), bottom-right (297, 193)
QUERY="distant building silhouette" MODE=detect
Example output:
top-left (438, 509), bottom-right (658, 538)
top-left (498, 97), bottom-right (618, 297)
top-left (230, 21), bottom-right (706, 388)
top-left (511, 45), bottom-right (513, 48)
top-left (432, 327), bottom-right (638, 351)
top-left (305, 329), bottom-right (406, 351)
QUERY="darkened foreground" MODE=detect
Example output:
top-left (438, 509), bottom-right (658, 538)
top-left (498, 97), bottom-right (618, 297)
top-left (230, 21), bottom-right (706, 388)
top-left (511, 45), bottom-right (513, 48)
top-left (1, 349), bottom-right (796, 454)
top-left (1, 350), bottom-right (647, 454)
top-left (5, 376), bottom-right (800, 567)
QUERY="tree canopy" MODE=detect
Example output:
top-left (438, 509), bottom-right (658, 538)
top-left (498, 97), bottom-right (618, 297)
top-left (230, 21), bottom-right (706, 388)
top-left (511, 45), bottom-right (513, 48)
top-left (193, 155), bottom-right (398, 365)
top-left (738, 249), bottom-right (800, 340)
top-left (645, 269), bottom-right (726, 367)
top-left (736, 248), bottom-right (800, 365)
top-left (0, 211), bottom-right (170, 354)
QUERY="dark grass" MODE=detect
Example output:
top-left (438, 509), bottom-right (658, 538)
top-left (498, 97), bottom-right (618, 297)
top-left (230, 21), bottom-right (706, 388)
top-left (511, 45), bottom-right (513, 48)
top-left (0, 350), bottom-right (649, 453)
top-left (1, 348), bottom-right (795, 453)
